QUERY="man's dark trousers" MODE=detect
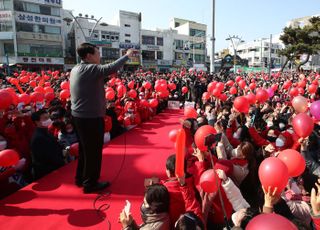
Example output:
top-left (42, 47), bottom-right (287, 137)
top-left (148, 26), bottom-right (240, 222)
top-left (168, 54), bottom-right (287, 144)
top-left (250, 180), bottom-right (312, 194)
top-left (73, 117), bottom-right (104, 187)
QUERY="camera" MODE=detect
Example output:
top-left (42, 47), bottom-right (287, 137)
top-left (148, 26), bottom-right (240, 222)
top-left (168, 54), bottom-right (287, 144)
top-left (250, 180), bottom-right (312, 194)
top-left (204, 133), bottom-right (222, 148)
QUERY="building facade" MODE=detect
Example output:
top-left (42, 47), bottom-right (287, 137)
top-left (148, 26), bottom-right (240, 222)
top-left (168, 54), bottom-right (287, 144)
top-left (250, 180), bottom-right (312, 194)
top-left (228, 35), bottom-right (284, 69)
top-left (64, 11), bottom-right (208, 72)
top-left (0, 0), bottom-right (64, 70)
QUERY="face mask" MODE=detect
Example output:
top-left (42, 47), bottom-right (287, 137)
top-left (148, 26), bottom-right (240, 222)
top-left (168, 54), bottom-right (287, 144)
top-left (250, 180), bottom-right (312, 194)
top-left (66, 128), bottom-right (73, 133)
top-left (41, 119), bottom-right (53, 128)
top-left (174, 95), bottom-right (178, 99)
top-left (267, 121), bottom-right (273, 127)
top-left (0, 140), bottom-right (7, 151)
top-left (196, 108), bottom-right (201, 114)
top-left (233, 132), bottom-right (240, 140)
top-left (275, 138), bottom-right (285, 147)
top-left (266, 136), bottom-right (277, 142)
top-left (279, 123), bottom-right (285, 130)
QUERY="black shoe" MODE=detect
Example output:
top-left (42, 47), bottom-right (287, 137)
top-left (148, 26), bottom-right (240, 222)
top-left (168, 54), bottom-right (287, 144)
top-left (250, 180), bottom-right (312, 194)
top-left (83, 181), bottom-right (111, 194)
top-left (75, 180), bottom-right (83, 187)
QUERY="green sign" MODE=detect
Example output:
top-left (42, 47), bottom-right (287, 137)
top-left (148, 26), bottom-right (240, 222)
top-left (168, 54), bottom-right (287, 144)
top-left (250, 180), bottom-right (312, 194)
top-left (89, 40), bottom-right (112, 47)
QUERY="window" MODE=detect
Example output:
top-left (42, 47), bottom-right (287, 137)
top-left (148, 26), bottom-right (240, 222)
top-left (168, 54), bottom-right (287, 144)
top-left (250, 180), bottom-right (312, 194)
top-left (0, 0), bottom-right (11, 10)
top-left (115, 36), bottom-right (119, 41)
top-left (125, 34), bottom-right (131, 37)
top-left (101, 48), bottom-right (119, 59)
top-left (195, 54), bottom-right (205, 62)
top-left (4, 43), bottom-right (14, 55)
top-left (16, 22), bottom-right (60, 34)
top-left (156, 51), bottom-right (163, 60)
top-left (190, 29), bottom-right (205, 37)
top-left (18, 44), bottom-right (62, 57)
top-left (142, 36), bottom-right (155, 45)
top-left (157, 37), bottom-right (163, 46)
top-left (174, 40), bottom-right (184, 50)
top-left (125, 40), bottom-right (131, 43)
top-left (124, 24), bottom-right (131, 27)
top-left (44, 25), bottom-right (60, 34)
top-left (175, 22), bottom-right (180, 27)
top-left (175, 52), bottom-right (184, 60)
top-left (0, 22), bottom-right (12, 32)
top-left (142, 50), bottom-right (155, 60)
top-left (51, 7), bottom-right (60, 16)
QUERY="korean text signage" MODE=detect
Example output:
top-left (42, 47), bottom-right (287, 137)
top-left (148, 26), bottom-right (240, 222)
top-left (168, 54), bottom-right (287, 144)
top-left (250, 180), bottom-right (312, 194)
top-left (119, 43), bottom-right (140, 50)
top-left (22, 0), bottom-right (62, 7)
top-left (16, 12), bottom-right (62, 26)
top-left (17, 57), bottom-right (64, 65)
top-left (0, 11), bottom-right (12, 22)
top-left (17, 32), bottom-right (61, 42)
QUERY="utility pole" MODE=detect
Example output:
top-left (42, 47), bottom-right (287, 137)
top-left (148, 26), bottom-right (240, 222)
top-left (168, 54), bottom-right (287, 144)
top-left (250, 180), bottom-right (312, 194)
top-left (269, 34), bottom-right (272, 76)
top-left (210, 0), bottom-right (215, 73)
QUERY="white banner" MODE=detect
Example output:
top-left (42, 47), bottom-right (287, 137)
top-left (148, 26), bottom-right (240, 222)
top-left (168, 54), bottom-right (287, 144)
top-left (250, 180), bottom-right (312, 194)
top-left (17, 57), bottom-right (64, 65)
top-left (0, 11), bottom-right (12, 22)
top-left (16, 11), bottom-right (62, 26)
top-left (168, 101), bottom-right (180, 110)
top-left (20, 0), bottom-right (62, 7)
top-left (184, 101), bottom-right (195, 109)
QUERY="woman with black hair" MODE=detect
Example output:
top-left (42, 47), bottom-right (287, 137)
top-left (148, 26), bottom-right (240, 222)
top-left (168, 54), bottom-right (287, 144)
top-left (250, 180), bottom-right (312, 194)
top-left (119, 184), bottom-right (170, 230)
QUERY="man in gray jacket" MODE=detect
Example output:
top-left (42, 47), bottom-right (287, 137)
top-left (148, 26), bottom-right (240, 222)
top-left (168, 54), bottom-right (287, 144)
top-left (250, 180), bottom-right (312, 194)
top-left (70, 42), bottom-right (133, 193)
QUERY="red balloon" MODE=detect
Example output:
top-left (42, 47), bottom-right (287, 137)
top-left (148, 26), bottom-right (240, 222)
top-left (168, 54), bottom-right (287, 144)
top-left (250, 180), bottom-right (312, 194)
top-left (278, 149), bottom-right (306, 177)
top-left (246, 93), bottom-right (256, 105)
top-left (70, 143), bottom-right (79, 157)
top-left (60, 89), bottom-right (70, 100)
top-left (292, 113), bottom-right (314, 138)
top-left (0, 149), bottom-right (20, 167)
top-left (184, 107), bottom-right (198, 119)
top-left (289, 88), bottom-right (299, 97)
top-left (235, 76), bottom-right (242, 82)
top-left (200, 169), bottom-right (221, 193)
top-left (238, 80), bottom-right (246, 89)
top-left (182, 86), bottom-right (188, 94)
top-left (194, 125), bottom-right (217, 151)
top-left (169, 129), bottom-right (178, 142)
top-left (226, 80), bottom-right (234, 87)
top-left (44, 86), bottom-right (54, 94)
top-left (283, 81), bottom-right (292, 90)
top-left (140, 99), bottom-right (149, 107)
top-left (256, 89), bottom-right (269, 103)
top-left (34, 86), bottom-right (45, 94)
top-left (234, 96), bottom-right (249, 113)
top-left (297, 87), bottom-right (304, 95)
top-left (29, 80), bottom-right (37, 88)
top-left (143, 81), bottom-right (151, 90)
top-left (20, 75), bottom-right (30, 84)
top-left (105, 90), bottom-right (115, 100)
top-left (207, 82), bottom-right (217, 93)
top-left (45, 92), bottom-right (55, 102)
top-left (212, 88), bottom-right (221, 97)
top-left (309, 84), bottom-right (317, 94)
top-left (18, 94), bottom-right (31, 105)
top-left (60, 81), bottom-right (70, 90)
top-left (30, 92), bottom-right (44, 103)
top-left (271, 84), bottom-right (278, 92)
top-left (298, 81), bottom-right (306, 88)
top-left (219, 93), bottom-right (228, 102)
top-left (168, 82), bottom-right (176, 91)
top-left (202, 92), bottom-right (210, 100)
top-left (128, 81), bottom-right (135, 89)
top-left (128, 89), bottom-right (137, 99)
top-left (0, 90), bottom-right (13, 109)
top-left (216, 82), bottom-right (224, 92)
top-left (229, 86), bottom-right (237, 95)
top-left (117, 85), bottom-right (127, 98)
top-left (149, 99), bottom-right (158, 108)
top-left (258, 157), bottom-right (289, 194)
top-left (249, 83), bottom-right (256, 90)
top-left (175, 129), bottom-right (186, 177)
top-left (246, 213), bottom-right (297, 230)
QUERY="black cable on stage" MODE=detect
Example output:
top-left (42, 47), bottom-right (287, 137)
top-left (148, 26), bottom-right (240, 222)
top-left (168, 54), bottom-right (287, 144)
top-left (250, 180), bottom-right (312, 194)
top-left (93, 130), bottom-right (128, 230)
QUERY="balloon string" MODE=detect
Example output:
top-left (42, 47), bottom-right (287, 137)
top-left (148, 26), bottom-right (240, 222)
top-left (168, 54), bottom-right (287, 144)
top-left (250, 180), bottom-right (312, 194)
top-left (209, 149), bottom-right (231, 230)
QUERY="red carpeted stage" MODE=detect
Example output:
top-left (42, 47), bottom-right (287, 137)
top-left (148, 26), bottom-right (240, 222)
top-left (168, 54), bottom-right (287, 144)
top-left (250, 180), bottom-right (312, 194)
top-left (0, 110), bottom-right (183, 230)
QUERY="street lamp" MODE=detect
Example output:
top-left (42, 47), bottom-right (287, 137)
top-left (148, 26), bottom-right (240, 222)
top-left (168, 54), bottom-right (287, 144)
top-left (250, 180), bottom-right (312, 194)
top-left (63, 12), bottom-right (108, 63)
top-left (226, 35), bottom-right (243, 73)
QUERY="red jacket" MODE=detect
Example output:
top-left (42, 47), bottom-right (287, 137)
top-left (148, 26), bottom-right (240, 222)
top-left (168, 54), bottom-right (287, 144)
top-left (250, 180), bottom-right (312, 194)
top-left (188, 158), bottom-right (233, 224)
top-left (313, 216), bottom-right (320, 230)
top-left (226, 127), bottom-right (240, 148)
top-left (162, 178), bottom-right (186, 225)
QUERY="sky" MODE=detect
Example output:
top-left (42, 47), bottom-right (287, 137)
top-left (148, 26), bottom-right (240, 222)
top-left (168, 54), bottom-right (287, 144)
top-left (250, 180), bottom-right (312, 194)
top-left (63, 0), bottom-right (320, 52)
